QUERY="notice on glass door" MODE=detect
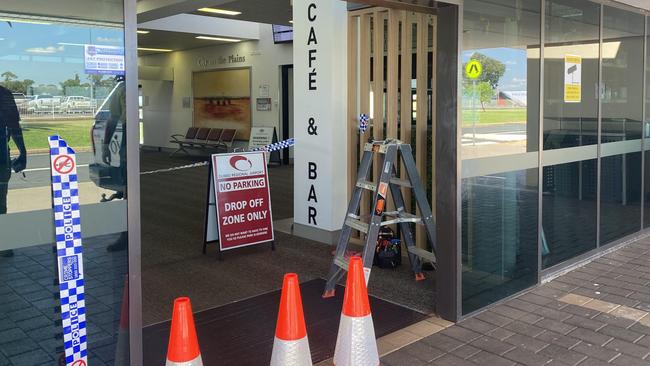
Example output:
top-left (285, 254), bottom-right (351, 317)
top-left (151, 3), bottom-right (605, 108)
top-left (564, 55), bottom-right (582, 103)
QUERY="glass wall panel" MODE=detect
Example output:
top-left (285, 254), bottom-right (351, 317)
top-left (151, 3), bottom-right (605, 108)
top-left (462, 169), bottom-right (538, 314)
top-left (541, 0), bottom-right (599, 269)
top-left (461, 0), bottom-right (540, 314)
top-left (543, 0), bottom-right (600, 150)
top-left (645, 16), bottom-right (650, 229)
top-left (542, 159), bottom-right (597, 267)
top-left (0, 1), bottom-right (129, 364)
top-left (600, 6), bottom-right (644, 245)
top-left (461, 0), bottom-right (540, 160)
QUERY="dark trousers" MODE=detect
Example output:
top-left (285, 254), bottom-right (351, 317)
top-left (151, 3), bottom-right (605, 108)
top-left (0, 167), bottom-right (8, 215)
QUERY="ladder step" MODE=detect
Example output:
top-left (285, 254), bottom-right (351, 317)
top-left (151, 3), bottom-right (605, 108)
top-left (334, 256), bottom-right (349, 270)
top-left (389, 177), bottom-right (412, 188)
top-left (345, 217), bottom-right (369, 233)
top-left (356, 180), bottom-right (376, 191)
top-left (407, 246), bottom-right (437, 263)
top-left (381, 212), bottom-right (422, 226)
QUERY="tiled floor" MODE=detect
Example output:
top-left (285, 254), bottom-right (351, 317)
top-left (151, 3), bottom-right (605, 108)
top-left (380, 235), bottom-right (650, 365)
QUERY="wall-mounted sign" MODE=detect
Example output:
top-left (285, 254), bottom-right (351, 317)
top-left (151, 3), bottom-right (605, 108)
top-left (256, 97), bottom-right (272, 111)
top-left (210, 151), bottom-right (274, 251)
top-left (564, 55), bottom-right (582, 103)
top-left (84, 45), bottom-right (125, 75)
top-left (197, 54), bottom-right (247, 68)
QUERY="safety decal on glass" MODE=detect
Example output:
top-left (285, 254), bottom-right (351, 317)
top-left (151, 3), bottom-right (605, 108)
top-left (49, 135), bottom-right (88, 366)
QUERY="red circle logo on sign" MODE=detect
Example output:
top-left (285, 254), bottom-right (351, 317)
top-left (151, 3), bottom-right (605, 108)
top-left (53, 155), bottom-right (75, 175)
top-left (71, 360), bottom-right (86, 366)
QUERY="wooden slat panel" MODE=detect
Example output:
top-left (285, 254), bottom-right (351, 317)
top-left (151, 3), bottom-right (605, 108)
top-left (372, 10), bottom-right (385, 187)
top-left (359, 14), bottom-right (372, 220)
top-left (415, 13), bottom-right (429, 249)
top-left (386, 9), bottom-right (399, 139)
top-left (347, 15), bottom-right (359, 201)
top-left (372, 10), bottom-right (385, 141)
top-left (400, 12), bottom-right (413, 215)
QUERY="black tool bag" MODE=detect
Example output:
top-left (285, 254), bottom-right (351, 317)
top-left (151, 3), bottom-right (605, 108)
top-left (373, 227), bottom-right (402, 269)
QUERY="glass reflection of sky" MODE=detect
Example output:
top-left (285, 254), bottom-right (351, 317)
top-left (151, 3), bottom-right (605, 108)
top-left (462, 47), bottom-right (528, 91)
top-left (0, 21), bottom-right (123, 86)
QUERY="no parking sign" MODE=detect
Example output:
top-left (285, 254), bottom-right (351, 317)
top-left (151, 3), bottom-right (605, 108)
top-left (211, 151), bottom-right (274, 251)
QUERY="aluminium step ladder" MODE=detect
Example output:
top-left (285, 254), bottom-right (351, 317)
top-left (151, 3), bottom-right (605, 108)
top-left (323, 139), bottom-right (438, 298)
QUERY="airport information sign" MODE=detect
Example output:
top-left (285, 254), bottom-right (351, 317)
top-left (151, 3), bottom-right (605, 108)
top-left (211, 151), bottom-right (274, 250)
top-left (49, 136), bottom-right (88, 366)
top-left (84, 45), bottom-right (125, 75)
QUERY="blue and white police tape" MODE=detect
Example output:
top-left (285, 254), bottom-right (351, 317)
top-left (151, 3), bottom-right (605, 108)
top-left (359, 114), bottom-right (370, 133)
top-left (49, 135), bottom-right (88, 366)
top-left (252, 138), bottom-right (295, 153)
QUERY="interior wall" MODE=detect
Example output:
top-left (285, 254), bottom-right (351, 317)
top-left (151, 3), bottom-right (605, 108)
top-left (138, 23), bottom-right (292, 148)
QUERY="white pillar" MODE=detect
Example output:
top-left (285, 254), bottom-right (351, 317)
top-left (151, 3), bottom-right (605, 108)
top-left (292, 0), bottom-right (348, 244)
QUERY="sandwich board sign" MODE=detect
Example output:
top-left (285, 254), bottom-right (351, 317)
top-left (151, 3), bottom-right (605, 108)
top-left (204, 151), bottom-right (274, 253)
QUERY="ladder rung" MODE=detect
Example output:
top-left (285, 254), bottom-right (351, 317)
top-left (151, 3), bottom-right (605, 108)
top-left (389, 177), bottom-right (412, 188)
top-left (407, 246), bottom-right (437, 263)
top-left (334, 256), bottom-right (349, 270)
top-left (356, 180), bottom-right (376, 191)
top-left (345, 217), bottom-right (369, 233)
top-left (380, 212), bottom-right (422, 226)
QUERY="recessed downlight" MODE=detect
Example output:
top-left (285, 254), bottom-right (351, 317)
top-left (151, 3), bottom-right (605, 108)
top-left (198, 7), bottom-right (242, 16)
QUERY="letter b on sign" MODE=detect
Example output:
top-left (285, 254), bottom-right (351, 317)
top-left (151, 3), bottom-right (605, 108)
top-left (308, 162), bottom-right (317, 180)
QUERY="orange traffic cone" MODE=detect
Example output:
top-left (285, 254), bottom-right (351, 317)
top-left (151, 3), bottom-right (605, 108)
top-left (166, 297), bottom-right (203, 366)
top-left (333, 257), bottom-right (379, 366)
top-left (270, 273), bottom-right (313, 366)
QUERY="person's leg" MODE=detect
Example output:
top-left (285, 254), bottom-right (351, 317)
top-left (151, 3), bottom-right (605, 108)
top-left (0, 167), bottom-right (13, 257)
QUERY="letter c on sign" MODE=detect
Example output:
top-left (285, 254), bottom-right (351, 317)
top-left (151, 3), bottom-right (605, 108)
top-left (308, 3), bottom-right (317, 21)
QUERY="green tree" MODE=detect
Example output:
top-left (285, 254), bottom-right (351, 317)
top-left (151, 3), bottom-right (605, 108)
top-left (476, 82), bottom-right (494, 111)
top-left (464, 53), bottom-right (506, 89)
top-left (1, 71), bottom-right (17, 83)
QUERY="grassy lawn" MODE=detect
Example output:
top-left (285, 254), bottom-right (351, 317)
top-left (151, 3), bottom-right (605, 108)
top-left (10, 119), bottom-right (93, 152)
top-left (462, 108), bottom-right (527, 126)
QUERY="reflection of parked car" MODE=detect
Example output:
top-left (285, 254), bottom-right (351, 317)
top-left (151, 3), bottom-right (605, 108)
top-left (11, 93), bottom-right (27, 108)
top-left (61, 96), bottom-right (95, 113)
top-left (27, 94), bottom-right (61, 113)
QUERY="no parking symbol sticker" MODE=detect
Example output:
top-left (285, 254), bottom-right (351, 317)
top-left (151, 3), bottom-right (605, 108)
top-left (53, 155), bottom-right (75, 175)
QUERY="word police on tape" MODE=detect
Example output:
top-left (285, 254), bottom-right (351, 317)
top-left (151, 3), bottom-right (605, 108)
top-left (49, 135), bottom-right (88, 366)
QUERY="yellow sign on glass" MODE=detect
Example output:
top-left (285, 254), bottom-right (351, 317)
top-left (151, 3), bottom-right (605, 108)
top-left (465, 60), bottom-right (482, 79)
top-left (564, 55), bottom-right (582, 103)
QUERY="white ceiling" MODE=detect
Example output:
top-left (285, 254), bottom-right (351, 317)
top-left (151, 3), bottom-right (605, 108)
top-left (137, 0), bottom-right (291, 55)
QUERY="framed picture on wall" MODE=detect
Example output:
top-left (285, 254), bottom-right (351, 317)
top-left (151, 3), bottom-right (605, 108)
top-left (193, 67), bottom-right (252, 140)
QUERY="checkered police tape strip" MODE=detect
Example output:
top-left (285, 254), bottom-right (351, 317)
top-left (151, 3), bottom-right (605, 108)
top-left (359, 114), bottom-right (370, 133)
top-left (139, 161), bottom-right (210, 175)
top-left (251, 138), bottom-right (295, 153)
top-left (49, 136), bottom-right (88, 366)
top-left (139, 139), bottom-right (296, 175)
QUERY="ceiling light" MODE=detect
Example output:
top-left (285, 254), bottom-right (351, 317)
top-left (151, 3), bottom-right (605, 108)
top-left (137, 30), bottom-right (150, 34)
top-left (289, 20), bottom-right (293, 24)
top-left (0, 17), bottom-right (51, 25)
top-left (138, 47), bottom-right (173, 52)
top-left (196, 36), bottom-right (241, 42)
top-left (197, 7), bottom-right (242, 16)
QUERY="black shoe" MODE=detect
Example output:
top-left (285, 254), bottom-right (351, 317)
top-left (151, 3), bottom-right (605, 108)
top-left (0, 250), bottom-right (14, 257)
